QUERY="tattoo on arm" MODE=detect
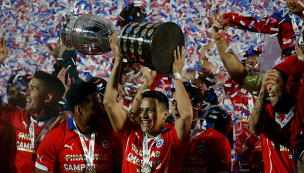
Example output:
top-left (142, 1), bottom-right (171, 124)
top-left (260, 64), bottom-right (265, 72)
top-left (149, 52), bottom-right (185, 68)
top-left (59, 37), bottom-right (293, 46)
top-left (249, 92), bottom-right (265, 130)
top-left (298, 160), bottom-right (304, 173)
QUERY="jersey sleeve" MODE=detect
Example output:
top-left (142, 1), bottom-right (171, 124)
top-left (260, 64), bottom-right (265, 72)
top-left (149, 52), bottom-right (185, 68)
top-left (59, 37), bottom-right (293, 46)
top-left (225, 13), bottom-right (279, 35)
top-left (111, 134), bottom-right (123, 168)
top-left (113, 117), bottom-right (140, 144)
top-left (212, 136), bottom-right (232, 172)
top-left (0, 105), bottom-right (21, 125)
top-left (170, 126), bottom-right (190, 151)
top-left (35, 131), bottom-right (59, 171)
top-left (286, 60), bottom-right (304, 99)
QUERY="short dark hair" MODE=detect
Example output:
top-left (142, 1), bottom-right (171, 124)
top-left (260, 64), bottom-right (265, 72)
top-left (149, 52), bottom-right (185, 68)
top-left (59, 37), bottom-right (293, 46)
top-left (117, 3), bottom-right (147, 28)
top-left (273, 68), bottom-right (289, 84)
top-left (171, 82), bottom-right (204, 106)
top-left (241, 50), bottom-right (262, 66)
top-left (86, 77), bottom-right (107, 99)
top-left (7, 74), bottom-right (31, 91)
top-left (33, 71), bottom-right (65, 98)
top-left (66, 81), bottom-right (98, 113)
top-left (141, 90), bottom-right (169, 110)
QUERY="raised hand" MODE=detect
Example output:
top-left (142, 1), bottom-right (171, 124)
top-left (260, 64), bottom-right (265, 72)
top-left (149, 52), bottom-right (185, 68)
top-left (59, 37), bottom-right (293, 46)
top-left (47, 39), bottom-right (66, 59)
top-left (172, 46), bottom-right (186, 74)
top-left (206, 4), bottom-right (220, 26)
top-left (211, 18), bottom-right (229, 42)
top-left (140, 65), bottom-right (157, 85)
top-left (295, 43), bottom-right (304, 62)
top-left (57, 67), bottom-right (71, 98)
top-left (0, 37), bottom-right (9, 65)
top-left (261, 69), bottom-right (278, 93)
top-left (109, 32), bottom-right (121, 59)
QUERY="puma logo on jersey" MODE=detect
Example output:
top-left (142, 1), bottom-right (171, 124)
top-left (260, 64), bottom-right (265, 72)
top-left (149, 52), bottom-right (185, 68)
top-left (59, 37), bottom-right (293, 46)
top-left (22, 121), bottom-right (27, 129)
top-left (64, 143), bottom-right (74, 151)
top-left (37, 154), bottom-right (43, 162)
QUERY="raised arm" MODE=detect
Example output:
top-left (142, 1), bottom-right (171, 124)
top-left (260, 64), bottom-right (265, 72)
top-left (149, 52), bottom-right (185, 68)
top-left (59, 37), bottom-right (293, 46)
top-left (0, 36), bottom-right (9, 66)
top-left (211, 20), bottom-right (248, 84)
top-left (249, 69), bottom-right (277, 135)
top-left (103, 33), bottom-right (129, 133)
top-left (129, 67), bottom-right (156, 125)
top-left (173, 46), bottom-right (193, 142)
top-left (212, 19), bottom-right (262, 94)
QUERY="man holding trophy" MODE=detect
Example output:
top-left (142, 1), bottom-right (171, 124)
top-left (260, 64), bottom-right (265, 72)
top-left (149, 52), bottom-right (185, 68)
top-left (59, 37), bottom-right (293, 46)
top-left (104, 30), bottom-right (192, 172)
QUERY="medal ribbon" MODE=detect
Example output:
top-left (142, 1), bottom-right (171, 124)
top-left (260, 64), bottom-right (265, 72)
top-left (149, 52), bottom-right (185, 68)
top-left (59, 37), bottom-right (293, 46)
top-left (275, 107), bottom-right (295, 129)
top-left (289, 13), bottom-right (304, 45)
top-left (29, 116), bottom-right (56, 153)
top-left (73, 119), bottom-right (95, 167)
top-left (142, 129), bottom-right (166, 169)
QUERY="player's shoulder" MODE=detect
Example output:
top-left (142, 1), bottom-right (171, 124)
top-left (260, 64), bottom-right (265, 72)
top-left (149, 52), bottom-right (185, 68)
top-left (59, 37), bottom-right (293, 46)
top-left (1, 104), bottom-right (26, 115)
top-left (44, 121), bottom-right (68, 142)
top-left (199, 128), bottom-right (226, 141)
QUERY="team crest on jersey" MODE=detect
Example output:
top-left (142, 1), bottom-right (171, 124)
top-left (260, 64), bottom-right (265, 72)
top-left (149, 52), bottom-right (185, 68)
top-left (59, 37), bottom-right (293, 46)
top-left (196, 144), bottom-right (206, 154)
top-left (155, 138), bottom-right (165, 149)
top-left (101, 139), bottom-right (111, 149)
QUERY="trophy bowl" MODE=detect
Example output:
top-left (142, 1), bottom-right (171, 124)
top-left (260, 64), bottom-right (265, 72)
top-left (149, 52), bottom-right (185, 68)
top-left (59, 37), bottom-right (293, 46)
top-left (118, 22), bottom-right (185, 74)
top-left (60, 16), bottom-right (78, 48)
top-left (61, 14), bottom-right (118, 55)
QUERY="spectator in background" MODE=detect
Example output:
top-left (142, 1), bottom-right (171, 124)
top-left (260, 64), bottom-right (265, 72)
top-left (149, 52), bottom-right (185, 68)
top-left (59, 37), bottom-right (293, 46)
top-left (6, 74), bottom-right (31, 109)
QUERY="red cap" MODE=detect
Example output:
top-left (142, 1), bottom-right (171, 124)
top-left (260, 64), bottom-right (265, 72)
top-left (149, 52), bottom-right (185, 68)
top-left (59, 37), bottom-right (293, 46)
top-left (273, 55), bottom-right (298, 76)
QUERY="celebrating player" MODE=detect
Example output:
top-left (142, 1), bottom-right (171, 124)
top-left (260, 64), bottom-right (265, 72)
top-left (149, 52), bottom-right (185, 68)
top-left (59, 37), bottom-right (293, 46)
top-left (35, 81), bottom-right (123, 173)
top-left (104, 33), bottom-right (193, 172)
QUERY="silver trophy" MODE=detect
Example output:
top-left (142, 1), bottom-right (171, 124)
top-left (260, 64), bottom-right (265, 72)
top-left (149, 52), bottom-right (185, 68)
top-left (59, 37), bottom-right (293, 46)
top-left (61, 14), bottom-right (118, 55)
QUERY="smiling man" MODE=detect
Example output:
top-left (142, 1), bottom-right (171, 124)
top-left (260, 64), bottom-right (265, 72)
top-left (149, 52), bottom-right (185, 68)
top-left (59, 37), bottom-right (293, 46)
top-left (104, 33), bottom-right (193, 172)
top-left (0, 71), bottom-right (66, 173)
top-left (248, 55), bottom-right (299, 173)
top-left (35, 81), bottom-right (122, 173)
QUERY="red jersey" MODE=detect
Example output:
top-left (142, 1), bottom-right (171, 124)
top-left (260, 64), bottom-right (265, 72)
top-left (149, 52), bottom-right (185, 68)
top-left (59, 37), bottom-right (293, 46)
top-left (225, 12), bottom-right (304, 54)
top-left (114, 117), bottom-right (189, 172)
top-left (286, 59), bottom-right (304, 150)
top-left (180, 127), bottom-right (231, 173)
top-left (260, 104), bottom-right (296, 173)
top-left (35, 117), bottom-right (123, 172)
top-left (0, 105), bottom-right (46, 173)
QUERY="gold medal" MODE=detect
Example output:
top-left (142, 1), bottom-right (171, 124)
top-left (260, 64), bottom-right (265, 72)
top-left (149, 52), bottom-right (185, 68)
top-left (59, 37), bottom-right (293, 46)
top-left (141, 164), bottom-right (151, 173)
top-left (85, 166), bottom-right (96, 173)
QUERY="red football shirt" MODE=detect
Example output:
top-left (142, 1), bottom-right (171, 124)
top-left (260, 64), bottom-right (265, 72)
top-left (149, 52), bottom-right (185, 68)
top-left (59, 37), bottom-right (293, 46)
top-left (261, 104), bottom-right (296, 173)
top-left (0, 104), bottom-right (46, 173)
top-left (114, 117), bottom-right (189, 172)
top-left (180, 127), bottom-right (231, 173)
top-left (35, 117), bottom-right (123, 172)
